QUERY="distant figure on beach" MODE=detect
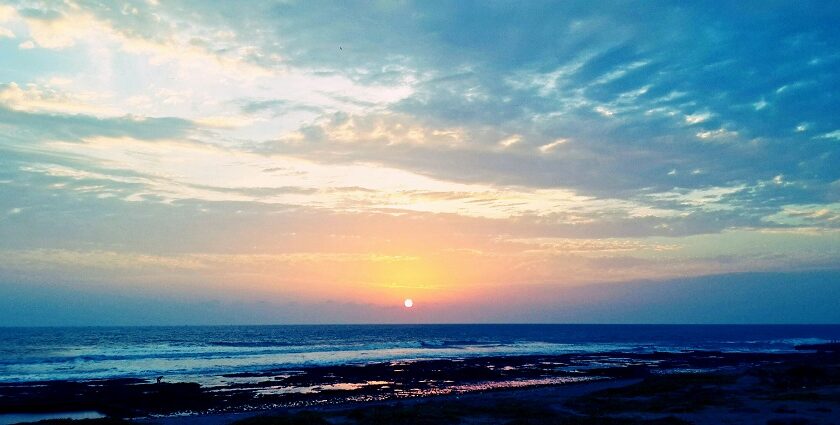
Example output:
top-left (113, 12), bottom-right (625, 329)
top-left (156, 376), bottom-right (163, 384)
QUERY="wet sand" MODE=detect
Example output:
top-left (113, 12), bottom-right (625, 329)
top-left (134, 378), bottom-right (639, 425)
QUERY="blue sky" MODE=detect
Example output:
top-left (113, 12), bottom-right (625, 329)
top-left (0, 1), bottom-right (838, 324)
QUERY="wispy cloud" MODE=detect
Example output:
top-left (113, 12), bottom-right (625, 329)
top-left (0, 0), bottom-right (838, 317)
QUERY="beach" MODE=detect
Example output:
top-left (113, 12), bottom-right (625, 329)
top-left (2, 346), bottom-right (840, 424)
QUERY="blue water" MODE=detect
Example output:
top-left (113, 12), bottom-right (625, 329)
top-left (1, 324), bottom-right (839, 384)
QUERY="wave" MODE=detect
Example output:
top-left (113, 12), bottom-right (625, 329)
top-left (418, 339), bottom-right (505, 348)
top-left (3, 325), bottom-right (840, 384)
top-left (207, 340), bottom-right (300, 347)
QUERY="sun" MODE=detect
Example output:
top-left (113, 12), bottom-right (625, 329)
top-left (403, 298), bottom-right (413, 308)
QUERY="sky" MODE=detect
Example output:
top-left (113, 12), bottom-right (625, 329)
top-left (0, 0), bottom-right (838, 325)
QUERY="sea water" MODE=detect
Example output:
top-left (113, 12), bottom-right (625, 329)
top-left (1, 324), bottom-right (839, 384)
top-left (0, 411), bottom-right (105, 425)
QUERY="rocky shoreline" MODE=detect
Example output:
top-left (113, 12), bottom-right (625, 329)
top-left (2, 350), bottom-right (839, 424)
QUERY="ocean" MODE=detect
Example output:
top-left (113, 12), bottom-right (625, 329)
top-left (2, 324), bottom-right (839, 384)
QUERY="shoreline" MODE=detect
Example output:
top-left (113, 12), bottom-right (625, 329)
top-left (136, 378), bottom-right (642, 425)
top-left (3, 349), bottom-right (840, 424)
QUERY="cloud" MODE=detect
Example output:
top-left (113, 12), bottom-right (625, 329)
top-left (0, 82), bottom-right (116, 116)
top-left (498, 134), bottom-right (522, 148)
top-left (13, 133), bottom-right (679, 222)
top-left (764, 204), bottom-right (840, 227)
top-left (696, 128), bottom-right (737, 140)
top-left (505, 237), bottom-right (679, 254)
top-left (0, 249), bottom-right (418, 272)
top-left (818, 130), bottom-right (840, 140)
top-left (538, 138), bottom-right (568, 154)
top-left (0, 105), bottom-right (194, 142)
top-left (14, 5), bottom-right (266, 76)
top-left (684, 112), bottom-right (712, 125)
top-left (2, 1), bottom-right (416, 126)
top-left (0, 0), bottom-right (838, 317)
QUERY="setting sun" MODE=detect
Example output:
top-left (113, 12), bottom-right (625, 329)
top-left (1, 1), bottom-right (838, 423)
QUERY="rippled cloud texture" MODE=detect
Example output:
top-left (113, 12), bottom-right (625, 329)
top-left (0, 1), bottom-right (838, 324)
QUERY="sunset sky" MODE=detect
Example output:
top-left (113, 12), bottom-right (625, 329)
top-left (1, 1), bottom-right (838, 324)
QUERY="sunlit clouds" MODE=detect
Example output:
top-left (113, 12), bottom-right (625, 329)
top-left (0, 1), bottom-right (839, 321)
